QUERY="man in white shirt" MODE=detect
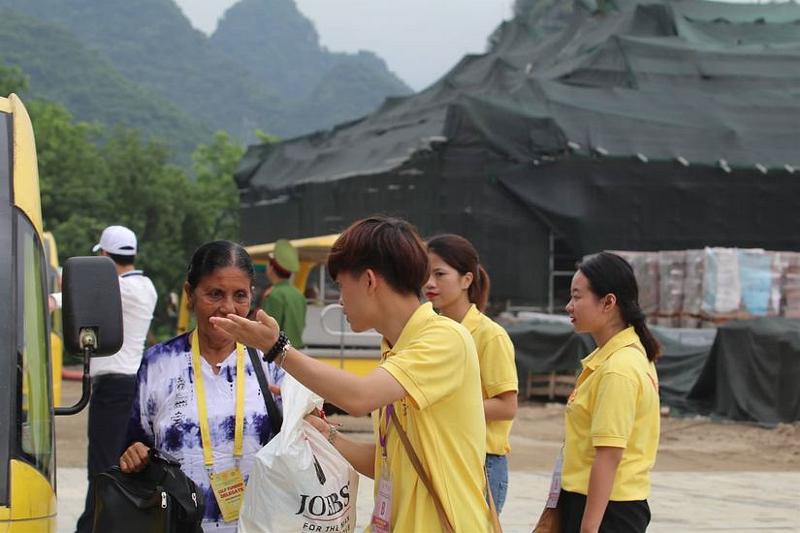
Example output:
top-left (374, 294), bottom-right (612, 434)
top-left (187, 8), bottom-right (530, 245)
top-left (72, 225), bottom-right (158, 533)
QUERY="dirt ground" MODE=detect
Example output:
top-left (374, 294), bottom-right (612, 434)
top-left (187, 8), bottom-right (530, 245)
top-left (56, 380), bottom-right (800, 472)
top-left (507, 402), bottom-right (800, 472)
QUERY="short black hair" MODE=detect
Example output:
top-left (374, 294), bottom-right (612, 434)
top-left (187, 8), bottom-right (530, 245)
top-left (327, 216), bottom-right (429, 297)
top-left (106, 252), bottom-right (136, 266)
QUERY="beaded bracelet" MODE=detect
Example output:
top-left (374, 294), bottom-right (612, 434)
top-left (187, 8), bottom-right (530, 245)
top-left (264, 331), bottom-right (289, 363)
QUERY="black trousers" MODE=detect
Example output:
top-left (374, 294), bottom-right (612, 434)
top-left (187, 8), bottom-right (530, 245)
top-left (75, 374), bottom-right (137, 533)
top-left (560, 489), bottom-right (651, 533)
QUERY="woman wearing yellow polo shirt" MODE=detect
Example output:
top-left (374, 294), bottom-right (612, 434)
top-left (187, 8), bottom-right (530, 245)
top-left (425, 234), bottom-right (518, 513)
top-left (211, 216), bottom-right (493, 532)
top-left (561, 252), bottom-right (660, 533)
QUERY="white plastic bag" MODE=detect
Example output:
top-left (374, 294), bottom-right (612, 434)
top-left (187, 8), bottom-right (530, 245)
top-left (239, 375), bottom-right (359, 533)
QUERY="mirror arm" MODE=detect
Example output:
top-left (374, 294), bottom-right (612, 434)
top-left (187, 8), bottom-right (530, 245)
top-left (55, 329), bottom-right (96, 416)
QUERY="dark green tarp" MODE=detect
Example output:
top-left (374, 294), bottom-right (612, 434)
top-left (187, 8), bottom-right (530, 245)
top-left (688, 318), bottom-right (800, 425)
top-left (509, 317), bottom-right (800, 424)
top-left (235, 0), bottom-right (800, 307)
top-left (509, 320), bottom-right (713, 407)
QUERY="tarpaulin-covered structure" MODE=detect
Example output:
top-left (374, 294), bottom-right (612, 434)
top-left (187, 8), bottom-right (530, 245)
top-left (235, 0), bottom-right (800, 306)
top-left (509, 316), bottom-right (800, 424)
top-left (508, 317), bottom-right (715, 407)
top-left (688, 318), bottom-right (800, 424)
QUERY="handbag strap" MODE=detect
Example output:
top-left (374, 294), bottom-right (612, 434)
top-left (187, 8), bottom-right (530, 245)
top-left (246, 346), bottom-right (283, 437)
top-left (389, 409), bottom-right (455, 533)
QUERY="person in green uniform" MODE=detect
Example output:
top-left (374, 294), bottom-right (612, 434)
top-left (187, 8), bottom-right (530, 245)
top-left (261, 239), bottom-right (306, 347)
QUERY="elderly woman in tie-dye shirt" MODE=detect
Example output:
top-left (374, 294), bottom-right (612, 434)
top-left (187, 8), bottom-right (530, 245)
top-left (120, 241), bottom-right (285, 532)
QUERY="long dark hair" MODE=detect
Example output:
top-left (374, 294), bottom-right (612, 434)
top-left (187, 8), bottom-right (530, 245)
top-left (427, 234), bottom-right (491, 312)
top-left (578, 252), bottom-right (660, 361)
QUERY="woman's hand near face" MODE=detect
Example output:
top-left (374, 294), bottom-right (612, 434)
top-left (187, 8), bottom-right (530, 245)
top-left (209, 308), bottom-right (280, 353)
top-left (119, 442), bottom-right (150, 473)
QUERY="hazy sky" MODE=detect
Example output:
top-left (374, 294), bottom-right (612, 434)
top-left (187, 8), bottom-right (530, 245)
top-left (175, 0), bottom-right (515, 90)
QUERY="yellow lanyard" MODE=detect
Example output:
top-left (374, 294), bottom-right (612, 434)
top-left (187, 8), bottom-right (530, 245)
top-left (191, 329), bottom-right (246, 469)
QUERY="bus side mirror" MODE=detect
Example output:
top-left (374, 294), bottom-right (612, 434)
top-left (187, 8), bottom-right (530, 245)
top-left (62, 256), bottom-right (123, 357)
top-left (56, 256), bottom-right (123, 416)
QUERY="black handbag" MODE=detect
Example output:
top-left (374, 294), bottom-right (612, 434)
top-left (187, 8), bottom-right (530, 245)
top-left (93, 448), bottom-right (205, 533)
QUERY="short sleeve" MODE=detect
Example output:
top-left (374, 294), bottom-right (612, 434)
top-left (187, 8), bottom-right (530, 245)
top-left (125, 353), bottom-right (156, 448)
top-left (590, 371), bottom-right (639, 448)
top-left (381, 325), bottom-right (468, 410)
top-left (478, 332), bottom-right (518, 398)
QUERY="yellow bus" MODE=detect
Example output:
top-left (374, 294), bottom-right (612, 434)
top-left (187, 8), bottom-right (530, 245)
top-left (1, 93), bottom-right (123, 531)
top-left (42, 231), bottom-right (63, 407)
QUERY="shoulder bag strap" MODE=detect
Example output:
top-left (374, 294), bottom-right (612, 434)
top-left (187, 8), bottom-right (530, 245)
top-left (485, 469), bottom-right (504, 533)
top-left (389, 409), bottom-right (455, 533)
top-left (246, 346), bottom-right (283, 437)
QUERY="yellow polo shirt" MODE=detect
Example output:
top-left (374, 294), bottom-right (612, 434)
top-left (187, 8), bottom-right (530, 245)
top-left (461, 304), bottom-right (518, 455)
top-left (562, 327), bottom-right (660, 501)
top-left (374, 303), bottom-right (491, 532)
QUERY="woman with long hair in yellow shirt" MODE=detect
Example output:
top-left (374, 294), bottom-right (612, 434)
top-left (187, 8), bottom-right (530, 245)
top-left (425, 234), bottom-right (518, 513)
top-left (561, 252), bottom-right (660, 532)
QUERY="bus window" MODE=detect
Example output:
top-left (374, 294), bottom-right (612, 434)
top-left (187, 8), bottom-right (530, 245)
top-left (16, 213), bottom-right (54, 485)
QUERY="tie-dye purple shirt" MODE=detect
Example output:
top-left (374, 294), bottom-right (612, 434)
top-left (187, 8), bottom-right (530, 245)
top-left (126, 332), bottom-right (285, 532)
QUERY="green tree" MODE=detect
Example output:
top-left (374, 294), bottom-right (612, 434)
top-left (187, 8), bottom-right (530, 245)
top-left (0, 60), bottom-right (28, 95)
top-left (5, 60), bottom-right (260, 339)
top-left (185, 130), bottom-right (245, 247)
top-left (254, 129), bottom-right (280, 145)
top-left (27, 100), bottom-right (110, 258)
top-left (101, 127), bottom-right (193, 304)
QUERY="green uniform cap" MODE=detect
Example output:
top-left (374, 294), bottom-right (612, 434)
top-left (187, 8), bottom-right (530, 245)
top-left (273, 239), bottom-right (299, 273)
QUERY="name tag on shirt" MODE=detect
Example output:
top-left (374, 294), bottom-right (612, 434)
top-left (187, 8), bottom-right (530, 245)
top-left (209, 467), bottom-right (246, 522)
top-left (370, 475), bottom-right (392, 532)
top-left (546, 450), bottom-right (564, 509)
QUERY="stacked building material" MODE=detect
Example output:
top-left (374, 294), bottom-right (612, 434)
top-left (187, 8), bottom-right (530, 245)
top-left (583, 248), bottom-right (798, 328)
top-left (611, 251), bottom-right (659, 316)
top-left (779, 252), bottom-right (800, 318)
top-left (681, 250), bottom-right (705, 327)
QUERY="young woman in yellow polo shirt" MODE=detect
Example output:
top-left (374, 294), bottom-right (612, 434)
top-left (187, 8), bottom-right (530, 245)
top-left (211, 216), bottom-right (494, 532)
top-left (425, 234), bottom-right (518, 513)
top-left (561, 252), bottom-right (661, 533)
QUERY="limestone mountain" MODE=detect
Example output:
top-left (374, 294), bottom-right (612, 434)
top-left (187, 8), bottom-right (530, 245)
top-left (210, 0), bottom-right (410, 121)
top-left (0, 9), bottom-right (208, 158)
top-left (0, 0), bottom-right (411, 151)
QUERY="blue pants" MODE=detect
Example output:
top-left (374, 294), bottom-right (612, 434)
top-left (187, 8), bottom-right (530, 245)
top-left (486, 453), bottom-right (509, 513)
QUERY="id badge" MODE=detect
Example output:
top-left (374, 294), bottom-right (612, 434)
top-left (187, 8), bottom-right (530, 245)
top-left (546, 450), bottom-right (564, 509)
top-left (208, 467), bottom-right (246, 522)
top-left (370, 469), bottom-right (392, 533)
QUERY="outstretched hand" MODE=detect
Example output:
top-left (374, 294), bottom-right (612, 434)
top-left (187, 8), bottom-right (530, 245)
top-left (209, 309), bottom-right (280, 353)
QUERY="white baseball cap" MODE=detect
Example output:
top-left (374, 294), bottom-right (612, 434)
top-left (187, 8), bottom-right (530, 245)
top-left (92, 225), bottom-right (137, 255)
